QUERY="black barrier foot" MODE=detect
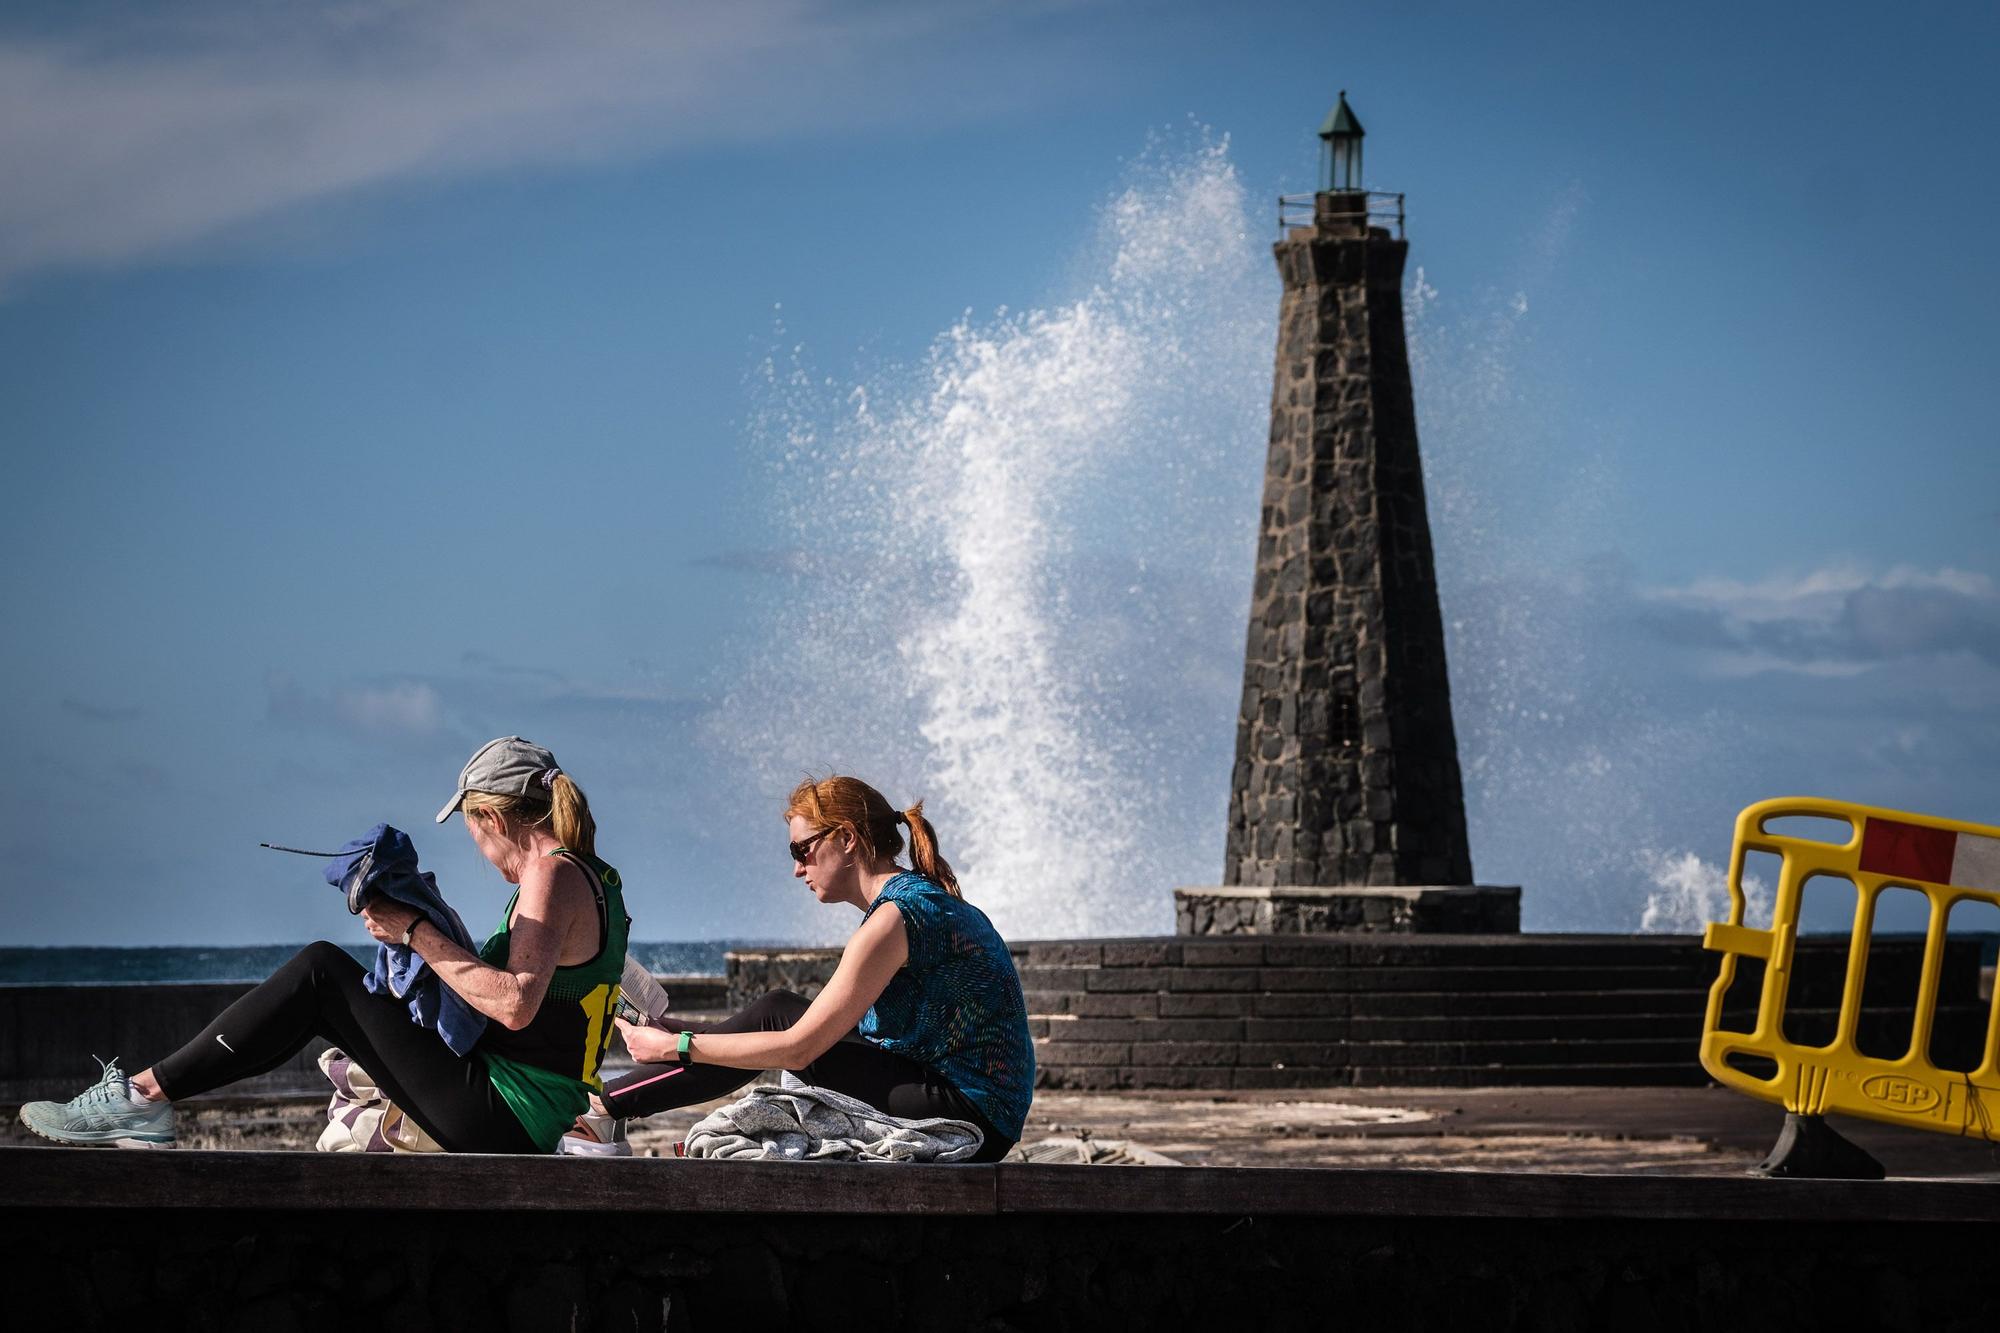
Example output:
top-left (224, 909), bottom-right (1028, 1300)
top-left (1752, 1113), bottom-right (1886, 1180)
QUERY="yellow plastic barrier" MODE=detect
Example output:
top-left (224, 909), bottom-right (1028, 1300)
top-left (1699, 797), bottom-right (2000, 1142)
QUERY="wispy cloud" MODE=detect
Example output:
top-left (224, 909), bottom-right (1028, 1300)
top-left (267, 671), bottom-right (446, 738)
top-left (264, 658), bottom-right (702, 747)
top-left (60, 696), bottom-right (143, 722)
top-left (0, 0), bottom-right (1086, 286)
top-left (691, 547), bottom-right (811, 577)
top-left (1640, 563), bottom-right (2000, 676)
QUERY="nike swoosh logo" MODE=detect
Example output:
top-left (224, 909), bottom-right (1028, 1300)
top-left (216, 1035), bottom-right (235, 1053)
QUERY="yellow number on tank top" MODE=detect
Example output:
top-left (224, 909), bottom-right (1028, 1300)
top-left (579, 981), bottom-right (616, 1088)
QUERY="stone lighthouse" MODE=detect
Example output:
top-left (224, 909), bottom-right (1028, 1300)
top-left (1178, 94), bottom-right (1517, 936)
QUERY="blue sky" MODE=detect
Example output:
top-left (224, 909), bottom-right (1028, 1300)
top-left (3, 1), bottom-right (1995, 947)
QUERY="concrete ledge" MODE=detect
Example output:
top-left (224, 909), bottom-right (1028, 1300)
top-left (3, 1148), bottom-right (1995, 1223)
top-left (7, 1149), bottom-right (1997, 1329)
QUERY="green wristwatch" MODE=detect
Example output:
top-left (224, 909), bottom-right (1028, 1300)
top-left (676, 1030), bottom-right (693, 1067)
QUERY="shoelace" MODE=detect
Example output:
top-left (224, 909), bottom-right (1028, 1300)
top-left (55, 1055), bottom-right (135, 1128)
top-left (75, 1054), bottom-right (127, 1107)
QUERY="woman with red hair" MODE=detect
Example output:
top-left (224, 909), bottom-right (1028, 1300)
top-left (595, 776), bottom-right (1033, 1161)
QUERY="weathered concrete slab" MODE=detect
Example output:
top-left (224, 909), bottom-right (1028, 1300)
top-left (6, 1109), bottom-right (1997, 1331)
top-left (3, 1147), bottom-right (1995, 1222)
top-left (7, 1201), bottom-right (1998, 1332)
top-left (5, 1147), bottom-right (1998, 1331)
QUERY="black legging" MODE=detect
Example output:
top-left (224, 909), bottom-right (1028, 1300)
top-left (601, 990), bottom-right (1017, 1163)
top-left (151, 941), bottom-right (536, 1155)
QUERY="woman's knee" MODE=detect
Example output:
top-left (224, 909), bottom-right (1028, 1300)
top-left (285, 939), bottom-right (359, 985)
top-left (297, 939), bottom-right (353, 968)
top-left (742, 990), bottom-right (810, 1028)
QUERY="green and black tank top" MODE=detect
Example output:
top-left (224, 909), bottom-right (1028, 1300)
top-left (476, 848), bottom-right (629, 1152)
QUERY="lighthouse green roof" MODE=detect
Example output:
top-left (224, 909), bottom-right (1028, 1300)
top-left (1319, 92), bottom-right (1364, 140)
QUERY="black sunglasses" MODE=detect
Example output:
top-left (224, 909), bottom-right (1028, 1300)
top-left (789, 829), bottom-right (835, 864)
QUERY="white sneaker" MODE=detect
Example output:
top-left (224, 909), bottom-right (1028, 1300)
top-left (557, 1110), bottom-right (631, 1157)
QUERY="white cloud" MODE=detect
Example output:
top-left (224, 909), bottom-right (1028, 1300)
top-left (1641, 562), bottom-right (2000, 677)
top-left (267, 671), bottom-right (445, 737)
top-left (334, 680), bottom-right (443, 735)
top-left (0, 0), bottom-right (1081, 285)
top-left (1650, 564), bottom-right (1993, 626)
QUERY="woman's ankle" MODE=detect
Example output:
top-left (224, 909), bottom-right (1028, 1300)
top-left (131, 1068), bottom-right (169, 1103)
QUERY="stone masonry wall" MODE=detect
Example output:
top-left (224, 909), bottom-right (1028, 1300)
top-left (725, 935), bottom-right (1989, 1091)
top-left (1225, 202), bottom-right (1472, 888)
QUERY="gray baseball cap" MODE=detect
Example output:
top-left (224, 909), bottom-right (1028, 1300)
top-left (435, 735), bottom-right (560, 823)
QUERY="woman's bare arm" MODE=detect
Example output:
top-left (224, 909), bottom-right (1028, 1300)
top-left (621, 904), bottom-right (910, 1069)
top-left (360, 860), bottom-right (591, 1031)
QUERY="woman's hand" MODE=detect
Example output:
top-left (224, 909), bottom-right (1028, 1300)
top-left (359, 899), bottom-right (421, 946)
top-left (615, 1017), bottom-right (675, 1064)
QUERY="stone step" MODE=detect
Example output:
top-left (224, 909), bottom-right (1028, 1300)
top-left (1016, 935), bottom-right (1714, 967)
top-left (1033, 1003), bottom-right (1992, 1044)
top-left (1014, 934), bottom-right (1972, 970)
top-left (1021, 969), bottom-right (1979, 1010)
top-left (1022, 987), bottom-right (1993, 1027)
top-left (1293, 1063), bottom-right (1710, 1089)
top-left (1034, 1062), bottom-right (1709, 1091)
top-left (1318, 988), bottom-right (1715, 1017)
top-left (1035, 1034), bottom-right (1699, 1068)
top-left (1014, 963), bottom-right (1724, 996)
top-left (1035, 1013), bottom-right (1710, 1043)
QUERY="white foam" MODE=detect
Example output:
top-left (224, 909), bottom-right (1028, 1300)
top-left (1638, 850), bottom-right (1771, 934)
top-left (716, 131), bottom-right (1264, 939)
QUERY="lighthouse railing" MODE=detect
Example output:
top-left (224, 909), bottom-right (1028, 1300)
top-left (1278, 191), bottom-right (1404, 238)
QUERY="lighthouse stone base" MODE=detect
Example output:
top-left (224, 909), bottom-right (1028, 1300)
top-left (1175, 884), bottom-right (1520, 936)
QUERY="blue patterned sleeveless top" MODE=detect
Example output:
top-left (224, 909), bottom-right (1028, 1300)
top-left (858, 872), bottom-right (1035, 1140)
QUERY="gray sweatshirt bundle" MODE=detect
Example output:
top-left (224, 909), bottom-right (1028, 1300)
top-left (683, 1083), bottom-right (984, 1163)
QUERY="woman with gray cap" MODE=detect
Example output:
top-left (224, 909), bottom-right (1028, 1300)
top-left (20, 737), bottom-right (628, 1155)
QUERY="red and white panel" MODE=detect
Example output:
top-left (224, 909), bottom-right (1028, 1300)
top-left (1858, 816), bottom-right (2000, 892)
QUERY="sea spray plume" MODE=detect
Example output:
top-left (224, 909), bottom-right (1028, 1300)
top-left (897, 305), bottom-right (1144, 937)
top-left (712, 131), bottom-right (1266, 939)
top-left (1638, 850), bottom-right (1772, 934)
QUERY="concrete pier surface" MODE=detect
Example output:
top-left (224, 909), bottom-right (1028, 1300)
top-left (7, 1080), bottom-right (1997, 1178)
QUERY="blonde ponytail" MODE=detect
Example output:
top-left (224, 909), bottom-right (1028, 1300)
top-left (462, 771), bottom-right (597, 860)
top-left (548, 773), bottom-right (597, 860)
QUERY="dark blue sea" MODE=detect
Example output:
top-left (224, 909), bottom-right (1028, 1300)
top-left (0, 941), bottom-right (750, 985)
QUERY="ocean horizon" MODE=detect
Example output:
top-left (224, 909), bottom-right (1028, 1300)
top-left (0, 941), bottom-right (784, 985)
top-left (6, 935), bottom-right (1991, 987)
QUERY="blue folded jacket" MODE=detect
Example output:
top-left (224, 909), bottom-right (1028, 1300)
top-left (319, 824), bottom-right (489, 1058)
